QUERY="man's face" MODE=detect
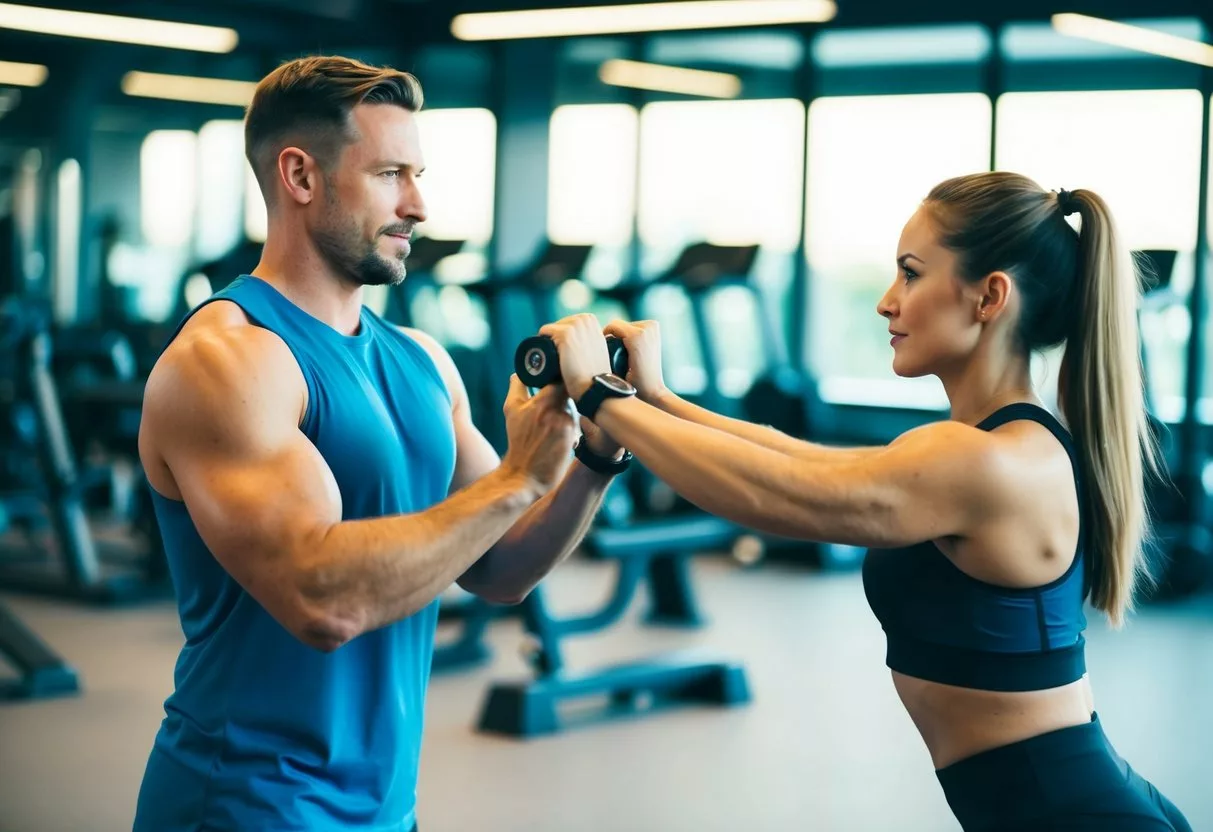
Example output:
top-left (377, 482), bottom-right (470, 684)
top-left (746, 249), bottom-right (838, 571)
top-left (310, 103), bottom-right (428, 287)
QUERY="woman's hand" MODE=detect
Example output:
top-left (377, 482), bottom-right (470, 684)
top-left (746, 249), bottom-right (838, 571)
top-left (538, 313), bottom-right (612, 401)
top-left (603, 319), bottom-right (668, 404)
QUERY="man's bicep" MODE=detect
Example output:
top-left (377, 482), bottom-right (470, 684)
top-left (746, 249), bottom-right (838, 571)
top-left (150, 334), bottom-right (342, 603)
top-left (169, 432), bottom-right (343, 578)
top-left (449, 409), bottom-right (501, 493)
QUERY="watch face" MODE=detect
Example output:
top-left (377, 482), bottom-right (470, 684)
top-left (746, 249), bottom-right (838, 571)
top-left (596, 373), bottom-right (636, 395)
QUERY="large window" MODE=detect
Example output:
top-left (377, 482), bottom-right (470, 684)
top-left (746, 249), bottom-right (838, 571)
top-left (389, 108), bottom-right (499, 343)
top-left (244, 163), bottom-right (267, 245)
top-left (547, 103), bottom-right (638, 290)
top-left (140, 130), bottom-right (198, 249)
top-left (53, 158), bottom-right (81, 323)
top-left (195, 120), bottom-right (247, 263)
top-left (413, 108), bottom-right (497, 247)
top-left (637, 98), bottom-right (805, 398)
top-left (132, 129), bottom-right (200, 320)
top-left (995, 89), bottom-right (1205, 422)
top-left (638, 98), bottom-right (804, 271)
top-left (543, 103), bottom-right (638, 338)
top-left (1206, 97), bottom-right (1213, 422)
top-left (805, 93), bottom-right (992, 407)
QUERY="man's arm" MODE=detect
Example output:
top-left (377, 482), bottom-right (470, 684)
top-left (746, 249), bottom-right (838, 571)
top-left (402, 327), bottom-right (618, 603)
top-left (141, 324), bottom-right (574, 652)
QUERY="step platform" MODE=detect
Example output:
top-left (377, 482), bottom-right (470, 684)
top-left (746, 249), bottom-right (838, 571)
top-left (477, 650), bottom-right (750, 738)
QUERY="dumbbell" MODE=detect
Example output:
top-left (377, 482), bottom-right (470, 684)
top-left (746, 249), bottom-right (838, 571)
top-left (514, 335), bottom-right (629, 388)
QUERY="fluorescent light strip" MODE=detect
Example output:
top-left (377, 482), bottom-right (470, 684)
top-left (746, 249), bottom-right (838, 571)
top-left (1051, 13), bottom-right (1213, 68)
top-left (0, 2), bottom-right (237, 53)
top-left (0, 59), bottom-right (47, 86)
top-left (451, 0), bottom-right (836, 41)
top-left (599, 59), bottom-right (741, 98)
top-left (122, 71), bottom-right (257, 107)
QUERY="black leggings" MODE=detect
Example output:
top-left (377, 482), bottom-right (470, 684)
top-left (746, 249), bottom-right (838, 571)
top-left (936, 713), bottom-right (1191, 831)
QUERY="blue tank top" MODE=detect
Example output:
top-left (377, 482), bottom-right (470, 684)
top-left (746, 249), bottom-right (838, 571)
top-left (861, 403), bottom-right (1089, 693)
top-left (134, 275), bottom-right (457, 832)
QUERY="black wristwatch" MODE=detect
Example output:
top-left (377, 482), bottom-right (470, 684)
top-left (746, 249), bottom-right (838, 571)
top-left (575, 373), bottom-right (637, 421)
top-left (573, 435), bottom-right (633, 476)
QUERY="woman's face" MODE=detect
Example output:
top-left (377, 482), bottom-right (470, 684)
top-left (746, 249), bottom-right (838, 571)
top-left (877, 206), bottom-right (985, 379)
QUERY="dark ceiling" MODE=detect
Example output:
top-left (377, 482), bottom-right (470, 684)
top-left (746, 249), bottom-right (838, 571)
top-left (1, 0), bottom-right (1210, 61)
top-left (0, 0), bottom-right (1208, 139)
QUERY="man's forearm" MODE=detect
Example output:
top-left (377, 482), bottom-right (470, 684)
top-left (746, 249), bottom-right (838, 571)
top-left (649, 389), bottom-right (872, 463)
top-left (457, 462), bottom-right (614, 602)
top-left (296, 467), bottom-right (541, 645)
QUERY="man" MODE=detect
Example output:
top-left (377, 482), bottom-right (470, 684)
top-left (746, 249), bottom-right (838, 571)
top-left (133, 55), bottom-right (632, 832)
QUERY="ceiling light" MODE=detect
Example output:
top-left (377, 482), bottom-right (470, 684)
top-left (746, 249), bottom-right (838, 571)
top-left (451, 0), bottom-right (836, 41)
top-left (1051, 13), bottom-right (1213, 68)
top-left (0, 2), bottom-right (238, 53)
top-left (121, 71), bottom-right (257, 107)
top-left (599, 59), bottom-right (741, 98)
top-left (0, 59), bottom-right (47, 87)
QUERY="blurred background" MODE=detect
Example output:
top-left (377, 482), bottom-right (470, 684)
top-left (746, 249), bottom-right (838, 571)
top-left (1, 1), bottom-right (1212, 831)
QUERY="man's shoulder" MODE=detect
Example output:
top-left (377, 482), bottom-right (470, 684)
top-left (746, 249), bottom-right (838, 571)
top-left (147, 303), bottom-right (304, 427)
top-left (161, 301), bottom-right (293, 373)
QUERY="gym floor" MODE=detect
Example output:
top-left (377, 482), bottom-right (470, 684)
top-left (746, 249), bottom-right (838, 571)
top-left (2, 556), bottom-right (1211, 832)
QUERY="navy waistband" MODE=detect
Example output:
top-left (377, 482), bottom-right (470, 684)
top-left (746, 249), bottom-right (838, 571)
top-left (936, 713), bottom-right (1123, 827)
top-left (887, 635), bottom-right (1086, 692)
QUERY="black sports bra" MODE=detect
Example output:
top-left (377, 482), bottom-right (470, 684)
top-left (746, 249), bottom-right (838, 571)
top-left (861, 404), bottom-right (1089, 692)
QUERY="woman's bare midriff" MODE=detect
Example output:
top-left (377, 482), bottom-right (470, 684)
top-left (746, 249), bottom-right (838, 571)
top-left (893, 670), bottom-right (1096, 770)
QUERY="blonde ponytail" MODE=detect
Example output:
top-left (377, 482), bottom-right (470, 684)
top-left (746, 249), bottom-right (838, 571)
top-left (926, 173), bottom-right (1161, 628)
top-left (1057, 190), bottom-right (1161, 627)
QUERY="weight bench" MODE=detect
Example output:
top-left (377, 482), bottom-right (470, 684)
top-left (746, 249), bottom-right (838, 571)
top-left (476, 514), bottom-right (751, 737)
top-left (582, 513), bottom-right (743, 627)
top-left (0, 600), bottom-right (80, 701)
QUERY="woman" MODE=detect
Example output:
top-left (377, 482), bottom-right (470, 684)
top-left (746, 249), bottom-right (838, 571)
top-left (542, 172), bottom-right (1192, 831)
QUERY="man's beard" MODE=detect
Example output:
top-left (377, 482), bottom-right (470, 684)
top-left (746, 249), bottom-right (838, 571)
top-left (313, 204), bottom-right (409, 287)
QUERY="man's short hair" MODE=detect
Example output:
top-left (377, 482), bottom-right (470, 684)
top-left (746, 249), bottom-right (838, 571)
top-left (244, 55), bottom-right (424, 205)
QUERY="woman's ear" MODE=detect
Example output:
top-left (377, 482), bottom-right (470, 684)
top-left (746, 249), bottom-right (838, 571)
top-left (975, 270), bottom-right (1013, 322)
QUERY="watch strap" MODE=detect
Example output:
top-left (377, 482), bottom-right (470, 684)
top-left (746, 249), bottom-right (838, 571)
top-left (575, 373), bottom-right (635, 420)
top-left (573, 435), bottom-right (633, 476)
top-left (575, 379), bottom-right (610, 421)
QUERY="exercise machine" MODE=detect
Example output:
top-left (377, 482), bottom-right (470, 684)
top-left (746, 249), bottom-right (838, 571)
top-left (0, 296), bottom-right (167, 604)
top-left (514, 244), bottom-right (751, 624)
top-left (433, 243), bottom-right (754, 675)
top-left (431, 591), bottom-right (502, 673)
top-left (476, 514), bottom-right (751, 738)
top-left (656, 242), bottom-right (862, 571)
top-left (0, 600), bottom-right (80, 701)
top-left (1136, 249), bottom-right (1212, 599)
top-left (428, 243), bottom-right (588, 673)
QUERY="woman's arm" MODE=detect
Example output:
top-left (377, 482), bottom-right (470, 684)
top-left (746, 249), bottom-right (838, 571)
top-left (591, 394), bottom-right (1010, 550)
top-left (537, 313), bottom-right (1011, 551)
top-left (601, 318), bottom-right (876, 463)
top-left (648, 387), bottom-right (877, 463)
